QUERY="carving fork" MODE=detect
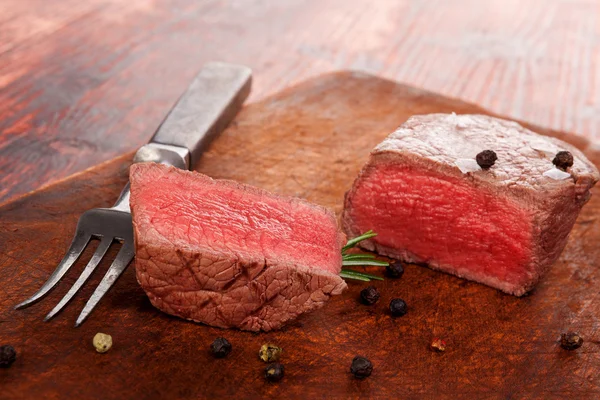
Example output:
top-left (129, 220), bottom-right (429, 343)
top-left (15, 62), bottom-right (252, 326)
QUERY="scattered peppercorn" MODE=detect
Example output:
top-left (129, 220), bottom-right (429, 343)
top-left (259, 344), bottom-right (283, 363)
top-left (350, 356), bottom-right (373, 379)
top-left (430, 338), bottom-right (447, 352)
top-left (360, 286), bottom-right (381, 305)
top-left (476, 150), bottom-right (497, 169)
top-left (389, 298), bottom-right (408, 317)
top-left (560, 332), bottom-right (583, 350)
top-left (553, 151), bottom-right (574, 171)
top-left (92, 333), bottom-right (112, 353)
top-left (386, 261), bottom-right (405, 279)
top-left (0, 345), bottom-right (16, 368)
top-left (265, 363), bottom-right (285, 382)
top-left (210, 337), bottom-right (232, 358)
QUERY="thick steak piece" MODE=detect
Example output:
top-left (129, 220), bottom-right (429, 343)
top-left (342, 114), bottom-right (599, 296)
top-left (129, 163), bottom-right (347, 331)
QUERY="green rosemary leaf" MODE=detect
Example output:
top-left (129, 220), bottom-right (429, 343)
top-left (340, 269), bottom-right (384, 281)
top-left (342, 260), bottom-right (389, 267)
top-left (342, 253), bottom-right (377, 261)
top-left (342, 230), bottom-right (377, 253)
top-left (339, 271), bottom-right (371, 282)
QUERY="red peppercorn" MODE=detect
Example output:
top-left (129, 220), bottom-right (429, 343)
top-left (430, 338), bottom-right (446, 352)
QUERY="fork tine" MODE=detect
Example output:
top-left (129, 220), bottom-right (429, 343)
top-left (14, 230), bottom-right (91, 310)
top-left (74, 243), bottom-right (135, 327)
top-left (43, 238), bottom-right (113, 322)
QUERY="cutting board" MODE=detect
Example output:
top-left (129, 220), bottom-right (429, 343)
top-left (2, 72), bottom-right (600, 399)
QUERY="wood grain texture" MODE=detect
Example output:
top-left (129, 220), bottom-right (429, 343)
top-left (2, 0), bottom-right (600, 204)
top-left (1, 72), bottom-right (600, 399)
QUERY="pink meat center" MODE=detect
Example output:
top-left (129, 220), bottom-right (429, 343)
top-left (349, 163), bottom-right (532, 284)
top-left (136, 172), bottom-right (342, 274)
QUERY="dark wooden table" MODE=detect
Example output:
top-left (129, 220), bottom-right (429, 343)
top-left (3, 71), bottom-right (600, 400)
top-left (1, 0), bottom-right (600, 203)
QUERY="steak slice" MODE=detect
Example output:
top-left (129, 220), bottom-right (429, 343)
top-left (129, 163), bottom-right (347, 331)
top-left (342, 114), bottom-right (599, 296)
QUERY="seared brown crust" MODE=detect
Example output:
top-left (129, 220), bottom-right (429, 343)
top-left (343, 114), bottom-right (599, 296)
top-left (134, 241), bottom-right (347, 332)
top-left (374, 114), bottom-right (598, 189)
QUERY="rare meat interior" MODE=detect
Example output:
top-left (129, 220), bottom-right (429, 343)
top-left (345, 161), bottom-right (534, 287)
top-left (133, 165), bottom-right (343, 274)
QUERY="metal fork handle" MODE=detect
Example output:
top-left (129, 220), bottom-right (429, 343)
top-left (113, 62), bottom-right (253, 212)
top-left (113, 144), bottom-right (186, 212)
top-left (147, 61), bottom-right (252, 167)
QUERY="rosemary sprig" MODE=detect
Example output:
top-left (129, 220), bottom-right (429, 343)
top-left (341, 230), bottom-right (388, 282)
top-left (342, 254), bottom-right (376, 261)
top-left (340, 270), bottom-right (384, 281)
top-left (342, 260), bottom-right (389, 267)
top-left (342, 230), bottom-right (378, 254)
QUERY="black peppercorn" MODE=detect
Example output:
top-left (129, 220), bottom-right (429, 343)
top-left (360, 286), bottom-right (380, 305)
top-left (265, 363), bottom-right (284, 382)
top-left (476, 150), bottom-right (497, 169)
top-left (386, 261), bottom-right (405, 278)
top-left (389, 298), bottom-right (407, 317)
top-left (0, 345), bottom-right (16, 368)
top-left (350, 356), bottom-right (373, 379)
top-left (560, 332), bottom-right (583, 350)
top-left (210, 337), bottom-right (232, 358)
top-left (553, 151), bottom-right (574, 171)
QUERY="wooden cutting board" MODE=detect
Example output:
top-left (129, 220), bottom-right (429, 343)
top-left (2, 72), bottom-right (600, 400)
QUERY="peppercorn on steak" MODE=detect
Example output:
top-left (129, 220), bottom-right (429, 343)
top-left (129, 163), bottom-right (347, 332)
top-left (342, 114), bottom-right (599, 296)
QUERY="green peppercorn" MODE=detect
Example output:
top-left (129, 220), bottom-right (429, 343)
top-left (386, 261), bottom-right (404, 278)
top-left (93, 333), bottom-right (112, 353)
top-left (560, 332), bottom-right (583, 350)
top-left (389, 298), bottom-right (407, 317)
top-left (0, 345), bottom-right (16, 368)
top-left (210, 337), bottom-right (232, 358)
top-left (350, 356), bottom-right (373, 379)
top-left (265, 363), bottom-right (284, 382)
top-left (360, 286), bottom-right (380, 305)
top-left (259, 344), bottom-right (282, 363)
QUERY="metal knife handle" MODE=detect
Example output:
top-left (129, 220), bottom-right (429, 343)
top-left (149, 61), bottom-right (252, 167)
